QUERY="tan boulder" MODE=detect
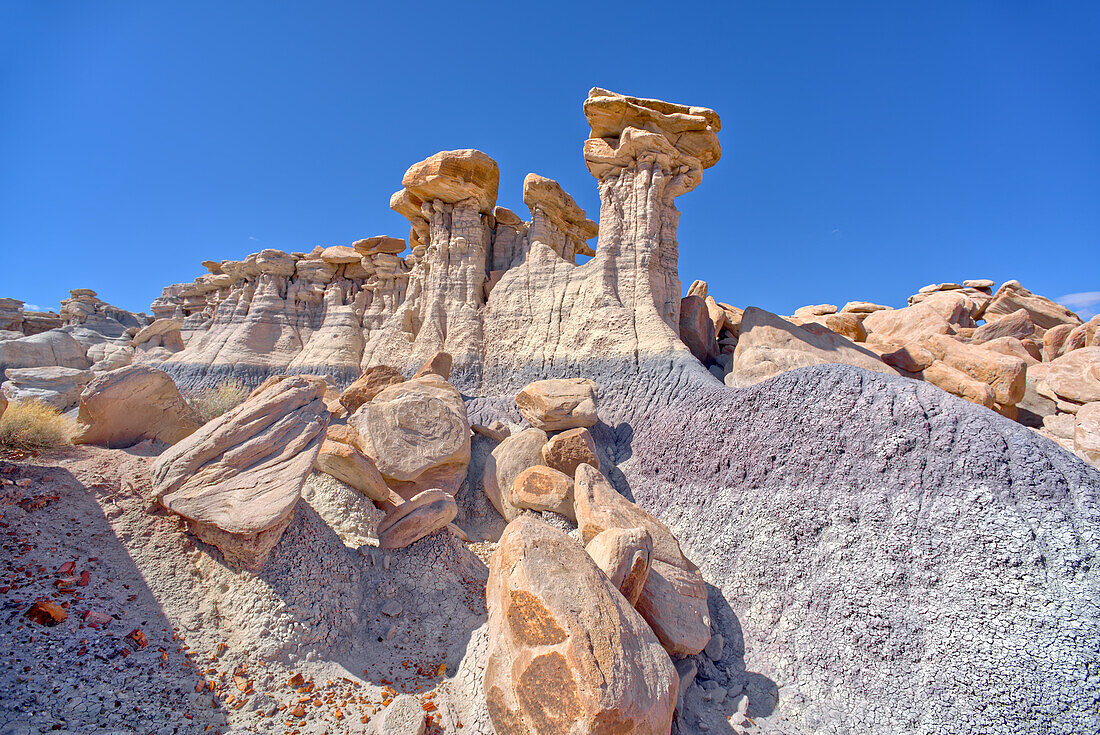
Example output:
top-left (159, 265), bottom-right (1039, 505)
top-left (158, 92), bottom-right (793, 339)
top-left (921, 361), bottom-right (996, 408)
top-left (842, 301), bottom-right (892, 315)
top-left (686, 280), bottom-right (708, 299)
top-left (401, 149), bottom-right (499, 214)
top-left (352, 235), bottom-right (406, 256)
top-left (313, 439), bottom-right (390, 504)
top-left (864, 303), bottom-right (954, 345)
top-left (1043, 324), bottom-right (1076, 361)
top-left (984, 280), bottom-right (1082, 330)
top-left (574, 464), bottom-right (711, 656)
top-left (515, 378), bottom-right (598, 431)
top-left (319, 245), bottom-right (361, 264)
top-left (729, 307), bottom-right (898, 386)
top-left (679, 295), bottom-right (718, 363)
top-left (1, 366), bottom-right (93, 411)
top-left (1074, 402), bottom-right (1100, 466)
top-left (881, 343), bottom-right (936, 373)
top-left (339, 365), bottom-right (405, 413)
top-left (411, 351), bottom-right (452, 380)
top-left (585, 526), bottom-right (653, 606)
top-left (971, 309), bottom-right (1038, 344)
top-left (151, 376), bottom-right (329, 570)
top-left (908, 289), bottom-right (988, 327)
top-left (377, 490), bottom-right (458, 549)
top-left (922, 334), bottom-right (1027, 406)
top-left (964, 279), bottom-right (995, 291)
top-left (482, 428), bottom-right (547, 521)
top-left (793, 304), bottom-right (837, 318)
top-left (541, 427), bottom-right (600, 476)
top-left (0, 329), bottom-right (91, 373)
top-left (348, 375), bottom-right (470, 498)
top-left (72, 365), bottom-right (202, 448)
top-left (1039, 347), bottom-right (1100, 406)
top-left (982, 336), bottom-right (1041, 366)
top-left (485, 516), bottom-right (677, 735)
top-left (1064, 316), bottom-right (1100, 354)
top-left (797, 312), bottom-right (867, 342)
top-left (705, 296), bottom-right (727, 337)
top-left (132, 318), bottom-right (185, 351)
top-left (510, 465), bottom-right (574, 519)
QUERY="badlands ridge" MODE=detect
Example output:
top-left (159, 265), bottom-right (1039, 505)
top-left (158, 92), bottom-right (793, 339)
top-left (0, 89), bottom-right (1097, 735)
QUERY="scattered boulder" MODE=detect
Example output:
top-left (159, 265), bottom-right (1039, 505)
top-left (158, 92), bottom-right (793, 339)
top-left (510, 465), bottom-right (575, 519)
top-left (0, 366), bottom-right (92, 410)
top-left (863, 303), bottom-right (954, 345)
top-left (795, 312), bottom-right (868, 342)
top-left (319, 245), bottom-right (361, 264)
top-left (411, 351), bottom-right (452, 380)
top-left (921, 361), bottom-right (996, 409)
top-left (585, 526), bottom-right (653, 606)
top-left (964, 278), bottom-right (995, 290)
top-left (881, 343), bottom-right (935, 373)
top-left (485, 516), bottom-right (677, 735)
top-left (0, 329), bottom-right (91, 373)
top-left (729, 307), bottom-right (897, 386)
top-left (1074, 402), bottom-right (1100, 466)
top-left (482, 428), bottom-right (548, 521)
top-left (151, 375), bottom-right (329, 570)
top-left (515, 378), bottom-right (598, 431)
top-left (909, 289), bottom-right (988, 327)
top-left (841, 301), bottom-right (892, 314)
top-left (378, 694), bottom-right (426, 735)
top-left (541, 427), bottom-right (600, 476)
top-left (72, 365), bottom-right (202, 448)
top-left (680, 295), bottom-right (719, 364)
top-left (352, 235), bottom-right (406, 256)
top-left (132, 318), bottom-right (185, 352)
top-left (1038, 347), bottom-right (1100, 406)
top-left (985, 280), bottom-right (1083, 330)
top-left (377, 490), bottom-right (458, 549)
top-left (970, 309), bottom-right (1038, 344)
top-left (793, 304), bottom-right (837, 318)
top-left (574, 464), bottom-right (711, 656)
top-left (982, 336), bottom-right (1041, 366)
top-left (313, 438), bottom-right (390, 504)
top-left (349, 375), bottom-right (470, 498)
top-left (1044, 324), bottom-right (1076, 362)
top-left (339, 364), bottom-right (405, 412)
top-left (922, 334), bottom-right (1027, 406)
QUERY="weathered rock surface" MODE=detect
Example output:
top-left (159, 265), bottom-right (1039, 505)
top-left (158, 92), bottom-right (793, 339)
top-left (151, 375), bottom-right (328, 569)
top-left (312, 438), bottom-right (390, 503)
top-left (1038, 347), bottom-right (1100, 406)
top-left (541, 427), bottom-right (600, 476)
top-left (348, 374), bottom-right (470, 498)
top-left (378, 694), bottom-right (426, 735)
top-left (574, 464), bottom-right (711, 656)
top-left (510, 465), bottom-right (575, 519)
top-left (1074, 402), bottom-right (1100, 466)
top-left (402, 149), bottom-right (499, 215)
top-left (72, 365), bottom-right (202, 447)
top-left (377, 490), bottom-right (458, 549)
top-left (984, 280), bottom-right (1083, 329)
top-left (680, 294), bottom-right (719, 363)
top-left (922, 334), bottom-right (1027, 406)
top-left (863, 303), bottom-right (954, 345)
top-left (515, 378), bottom-right (598, 431)
top-left (585, 526), bottom-right (653, 606)
top-left (921, 360), bottom-right (996, 408)
top-left (482, 428), bottom-right (547, 522)
top-left (970, 308), bottom-right (1038, 344)
top-left (484, 516), bottom-right (677, 735)
top-left (0, 329), bottom-right (91, 374)
top-left (729, 307), bottom-right (897, 386)
top-left (0, 366), bottom-right (92, 410)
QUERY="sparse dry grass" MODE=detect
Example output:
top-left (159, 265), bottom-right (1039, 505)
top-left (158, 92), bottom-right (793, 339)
top-left (0, 399), bottom-right (75, 452)
top-left (188, 379), bottom-right (250, 422)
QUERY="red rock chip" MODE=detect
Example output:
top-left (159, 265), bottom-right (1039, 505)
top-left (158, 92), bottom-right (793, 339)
top-left (26, 600), bottom-right (67, 626)
top-left (126, 628), bottom-right (148, 649)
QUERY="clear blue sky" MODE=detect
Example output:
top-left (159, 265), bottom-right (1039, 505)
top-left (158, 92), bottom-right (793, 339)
top-left (2, 2), bottom-right (1098, 318)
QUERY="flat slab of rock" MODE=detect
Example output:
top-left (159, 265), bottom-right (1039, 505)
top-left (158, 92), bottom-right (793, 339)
top-left (574, 464), bottom-right (711, 656)
top-left (485, 516), bottom-right (677, 734)
top-left (985, 280), bottom-right (1083, 329)
top-left (515, 378), bottom-right (598, 431)
top-left (72, 365), bottom-right (202, 447)
top-left (377, 490), bottom-right (457, 549)
top-left (730, 307), bottom-right (898, 386)
top-left (151, 375), bottom-right (329, 570)
top-left (0, 366), bottom-right (92, 410)
top-left (349, 375), bottom-right (470, 498)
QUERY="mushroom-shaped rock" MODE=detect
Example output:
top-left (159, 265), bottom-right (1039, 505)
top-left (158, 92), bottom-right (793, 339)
top-left (985, 280), bottom-right (1083, 330)
top-left (510, 465), bottom-right (574, 519)
top-left (541, 427), bottom-right (600, 477)
top-left (485, 516), bottom-right (677, 735)
top-left (522, 173), bottom-right (599, 254)
top-left (586, 526), bottom-right (653, 607)
top-left (377, 489), bottom-right (458, 549)
top-left (515, 378), bottom-right (598, 431)
top-left (339, 365), bottom-right (405, 413)
top-left (401, 149), bottom-right (499, 215)
top-left (348, 375), bottom-right (470, 498)
top-left (482, 428), bottom-right (547, 521)
top-left (72, 365), bottom-right (202, 447)
top-left (574, 464), bottom-right (711, 656)
top-left (151, 375), bottom-right (329, 570)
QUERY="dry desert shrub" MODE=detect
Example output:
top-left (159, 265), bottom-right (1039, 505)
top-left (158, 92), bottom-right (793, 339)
top-left (0, 399), bottom-right (75, 451)
top-left (188, 379), bottom-right (250, 422)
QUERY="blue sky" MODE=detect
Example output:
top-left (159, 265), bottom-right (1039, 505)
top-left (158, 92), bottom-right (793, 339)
top-left (2, 2), bottom-right (1098, 318)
